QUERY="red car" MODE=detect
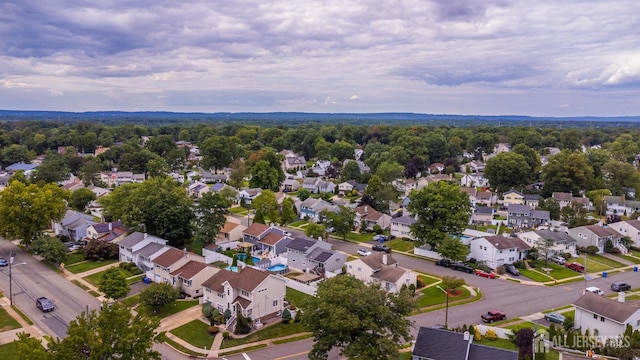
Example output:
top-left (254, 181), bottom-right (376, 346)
top-left (481, 310), bottom-right (506, 323)
top-left (474, 269), bottom-right (496, 279)
top-left (566, 262), bottom-right (585, 273)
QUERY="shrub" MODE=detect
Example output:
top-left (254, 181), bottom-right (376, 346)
top-left (485, 328), bottom-right (498, 341)
top-left (474, 327), bottom-right (482, 341)
top-left (409, 283), bottom-right (416, 296)
top-left (282, 308), bottom-right (292, 323)
top-left (468, 325), bottom-right (475, 336)
top-left (611, 247), bottom-right (621, 254)
top-left (416, 278), bottom-right (426, 288)
top-left (496, 265), bottom-right (506, 275)
top-left (294, 310), bottom-right (302, 323)
top-left (202, 302), bottom-right (213, 319)
top-left (513, 260), bottom-right (526, 269)
top-left (223, 331), bottom-right (230, 339)
top-left (586, 246), bottom-right (599, 255)
top-left (207, 326), bottom-right (219, 335)
top-left (468, 258), bottom-right (477, 264)
top-left (562, 252), bottom-right (572, 260)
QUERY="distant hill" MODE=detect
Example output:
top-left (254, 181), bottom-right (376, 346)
top-left (0, 110), bottom-right (639, 127)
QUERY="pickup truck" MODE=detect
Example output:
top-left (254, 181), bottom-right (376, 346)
top-left (566, 262), bottom-right (585, 273)
top-left (481, 310), bottom-right (506, 323)
top-left (451, 262), bottom-right (474, 274)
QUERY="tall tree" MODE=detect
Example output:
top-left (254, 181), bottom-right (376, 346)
top-left (280, 197), bottom-right (297, 225)
top-left (601, 160), bottom-right (640, 197)
top-left (229, 159), bottom-right (248, 189)
top-left (438, 237), bottom-right (469, 262)
top-left (408, 181), bottom-right (471, 248)
top-left (69, 188), bottom-right (97, 212)
top-left (375, 160), bottom-right (404, 184)
top-left (139, 282), bottom-right (180, 309)
top-left (541, 150), bottom-right (594, 196)
top-left (30, 152), bottom-right (71, 184)
top-left (193, 192), bottom-right (230, 245)
top-left (251, 190), bottom-right (280, 224)
top-left (249, 160), bottom-right (283, 191)
top-left (484, 152), bottom-right (531, 193)
top-left (99, 267), bottom-right (130, 300)
top-left (302, 275), bottom-right (415, 360)
top-left (201, 135), bottom-right (234, 173)
top-left (16, 303), bottom-right (161, 360)
top-left (323, 206), bottom-right (356, 241)
top-left (340, 160), bottom-right (361, 182)
top-left (100, 177), bottom-right (194, 247)
top-left (0, 181), bottom-right (68, 249)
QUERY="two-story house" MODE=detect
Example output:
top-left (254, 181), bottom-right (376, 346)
top-left (471, 206), bottom-right (494, 225)
top-left (285, 237), bottom-right (346, 273)
top-left (281, 151), bottom-right (307, 172)
top-left (568, 225), bottom-right (624, 254)
top-left (468, 235), bottom-right (530, 269)
top-left (517, 229), bottom-right (577, 257)
top-left (460, 173), bottom-right (489, 188)
top-left (118, 232), bottom-right (169, 274)
top-left (217, 221), bottom-right (247, 243)
top-left (242, 223), bottom-right (292, 257)
top-left (53, 210), bottom-right (98, 241)
top-left (85, 221), bottom-right (127, 243)
top-left (281, 179), bottom-right (301, 192)
top-left (150, 248), bottom-right (205, 284)
top-left (574, 292), bottom-right (640, 338)
top-left (608, 219), bottom-right (640, 248)
top-left (390, 216), bottom-right (416, 240)
top-left (507, 204), bottom-right (550, 228)
top-left (297, 198), bottom-right (338, 222)
top-left (346, 252), bottom-right (417, 293)
top-left (502, 190), bottom-right (525, 206)
top-left (302, 177), bottom-right (321, 193)
top-left (237, 188), bottom-right (262, 205)
top-left (355, 206), bottom-right (392, 231)
top-left (170, 260), bottom-right (219, 298)
top-left (201, 266), bottom-right (286, 330)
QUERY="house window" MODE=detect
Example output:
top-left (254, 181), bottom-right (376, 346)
top-left (241, 290), bottom-right (249, 297)
top-left (272, 299), bottom-right (278, 307)
top-left (358, 267), bottom-right (361, 272)
top-left (183, 279), bottom-right (192, 286)
top-left (218, 292), bottom-right (224, 298)
top-left (227, 289), bottom-right (230, 296)
top-left (218, 305), bottom-right (223, 313)
top-left (601, 316), bottom-right (605, 322)
top-left (593, 314), bottom-right (597, 319)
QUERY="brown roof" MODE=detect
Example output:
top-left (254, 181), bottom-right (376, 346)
top-left (573, 292), bottom-right (639, 323)
top-left (244, 223), bottom-right (270, 237)
top-left (221, 222), bottom-right (240, 233)
top-left (485, 235), bottom-right (531, 251)
top-left (585, 225), bottom-right (622, 238)
top-left (552, 192), bottom-right (573, 201)
top-left (233, 296), bottom-right (252, 309)
top-left (170, 260), bottom-right (209, 279)
top-left (628, 219), bottom-right (640, 230)
top-left (259, 232), bottom-right (284, 246)
top-left (202, 266), bottom-right (270, 293)
top-left (476, 191), bottom-right (492, 200)
top-left (360, 252), bottom-right (398, 271)
top-left (459, 187), bottom-right (477, 196)
top-left (152, 248), bottom-right (185, 267)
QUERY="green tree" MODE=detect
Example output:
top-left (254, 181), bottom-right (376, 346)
top-left (441, 276), bottom-right (466, 293)
top-left (249, 160), bottom-right (283, 191)
top-left (201, 135), bottom-right (234, 173)
top-left (145, 134), bottom-right (177, 158)
top-left (0, 181), bottom-right (68, 249)
top-left (229, 159), bottom-right (248, 189)
top-left (340, 160), bottom-right (362, 182)
top-left (32, 235), bottom-right (67, 265)
top-left (538, 198), bottom-right (561, 220)
top-left (330, 140), bottom-right (356, 162)
top-left (252, 190), bottom-right (280, 224)
top-left (280, 197), bottom-right (297, 225)
top-left (601, 160), bottom-right (640, 197)
top-left (323, 206), bottom-right (356, 241)
top-left (301, 275), bottom-right (415, 360)
top-left (305, 223), bottom-right (327, 240)
top-left (408, 181), bottom-right (471, 248)
top-left (297, 188), bottom-right (311, 201)
top-left (514, 327), bottom-right (535, 360)
top-left (375, 160), bottom-right (404, 184)
top-left (437, 237), bottom-right (469, 262)
top-left (139, 282), bottom-right (180, 309)
top-left (69, 188), bottom-right (97, 212)
top-left (16, 303), bottom-right (161, 360)
top-left (1, 144), bottom-right (33, 168)
top-left (541, 150), bottom-right (594, 196)
top-left (193, 192), bottom-right (229, 245)
top-left (30, 152), bottom-right (71, 184)
top-left (100, 177), bottom-right (194, 247)
top-left (79, 157), bottom-right (103, 186)
top-left (484, 152), bottom-right (531, 193)
top-left (512, 143), bottom-right (542, 181)
top-left (99, 267), bottom-right (130, 300)
top-left (362, 175), bottom-right (398, 213)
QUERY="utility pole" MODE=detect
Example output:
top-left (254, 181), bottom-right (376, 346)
top-left (437, 285), bottom-right (449, 329)
top-left (9, 252), bottom-right (26, 306)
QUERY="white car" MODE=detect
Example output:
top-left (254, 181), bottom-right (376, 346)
top-left (357, 248), bottom-right (372, 256)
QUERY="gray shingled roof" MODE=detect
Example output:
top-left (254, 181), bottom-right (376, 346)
top-left (134, 243), bottom-right (167, 259)
top-left (392, 216), bottom-right (416, 225)
top-left (308, 249), bottom-right (333, 263)
top-left (534, 229), bottom-right (576, 243)
top-left (286, 237), bottom-right (317, 252)
top-left (119, 231), bottom-right (166, 248)
top-left (573, 292), bottom-right (639, 323)
top-left (484, 235), bottom-right (530, 251)
top-left (412, 327), bottom-right (517, 360)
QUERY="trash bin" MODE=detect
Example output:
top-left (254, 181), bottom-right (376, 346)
top-left (634, 266), bottom-right (638, 272)
top-left (143, 276), bottom-right (150, 284)
top-left (602, 271), bottom-right (607, 278)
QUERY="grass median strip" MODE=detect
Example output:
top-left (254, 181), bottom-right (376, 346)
top-left (0, 307), bottom-right (22, 331)
top-left (66, 259), bottom-right (118, 274)
top-left (11, 305), bottom-right (33, 325)
top-left (220, 322), bottom-right (307, 349)
top-left (157, 333), bottom-right (207, 357)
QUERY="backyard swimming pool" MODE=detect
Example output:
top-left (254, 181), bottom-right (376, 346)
top-left (267, 264), bottom-right (288, 272)
top-left (236, 253), bottom-right (261, 263)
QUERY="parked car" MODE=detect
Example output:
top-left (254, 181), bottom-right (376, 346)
top-left (357, 248), bottom-right (372, 256)
top-left (544, 312), bottom-right (566, 324)
top-left (585, 286), bottom-right (604, 296)
top-left (373, 235), bottom-right (388, 242)
top-left (550, 255), bottom-right (566, 265)
top-left (451, 262), bottom-right (474, 274)
top-left (566, 262), bottom-right (585, 273)
top-left (611, 281), bottom-right (631, 292)
top-left (435, 258), bottom-right (452, 267)
top-left (475, 269), bottom-right (496, 279)
top-left (481, 310), bottom-right (506, 323)
top-left (372, 244), bottom-right (391, 253)
top-left (0, 257), bottom-right (7, 267)
top-left (36, 297), bottom-right (55, 312)
top-left (504, 264), bottom-right (520, 276)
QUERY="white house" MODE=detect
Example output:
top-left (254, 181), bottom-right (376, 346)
top-left (345, 252), bottom-right (417, 293)
top-left (285, 237), bottom-right (346, 273)
top-left (468, 235), bottom-right (530, 269)
top-left (573, 292), bottom-right (640, 338)
top-left (390, 216), bottom-right (416, 240)
top-left (608, 219), bottom-right (640, 248)
top-left (568, 225), bottom-right (625, 254)
top-left (517, 229), bottom-right (577, 257)
top-left (201, 266), bottom-right (287, 329)
top-left (118, 232), bottom-right (169, 274)
top-left (53, 210), bottom-right (98, 241)
top-left (237, 188), bottom-right (262, 205)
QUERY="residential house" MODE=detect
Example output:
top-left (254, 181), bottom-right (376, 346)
top-left (522, 194), bottom-right (539, 209)
top-left (467, 160), bottom-right (486, 174)
top-left (150, 247), bottom-right (205, 284)
top-left (393, 179), bottom-right (417, 196)
top-left (552, 192), bottom-right (574, 208)
top-left (604, 195), bottom-right (640, 217)
top-left (237, 188), bottom-right (262, 205)
top-left (337, 181), bottom-right (354, 196)
top-left (346, 180), bottom-right (367, 195)
top-left (343, 159), bottom-right (370, 174)
top-left (471, 206), bottom-right (494, 225)
top-left (297, 197), bottom-right (338, 222)
top-left (608, 219), bottom-right (640, 248)
top-left (427, 163), bottom-right (445, 174)
top-left (476, 190), bottom-right (494, 206)
top-left (118, 232), bottom-right (169, 272)
top-left (517, 229), bottom-right (577, 257)
top-left (302, 177), bottom-right (321, 193)
top-left (346, 252), bottom-right (417, 293)
top-left (493, 143), bottom-right (511, 154)
top-left (281, 150), bottom-right (307, 172)
top-left (317, 180), bottom-right (336, 194)
top-left (390, 216), bottom-right (416, 240)
top-left (355, 206), bottom-right (392, 230)
top-left (85, 221), bottom-right (127, 243)
top-left (507, 204), bottom-right (549, 228)
top-left (242, 223), bottom-right (292, 257)
top-left (170, 261), bottom-right (219, 298)
top-left (285, 237), bottom-right (346, 273)
top-left (201, 266), bottom-right (287, 328)
top-left (502, 190), bottom-right (525, 206)
top-left (460, 173), bottom-right (489, 188)
top-left (52, 210), bottom-right (98, 241)
top-left (217, 221), bottom-right (247, 243)
top-left (573, 292), bottom-right (640, 338)
top-left (469, 235), bottom-right (530, 269)
top-left (412, 327), bottom-right (518, 360)
top-left (5, 163), bottom-right (38, 177)
top-left (310, 160), bottom-right (331, 177)
top-left (188, 181), bottom-right (210, 198)
top-left (460, 187), bottom-right (478, 206)
top-left (568, 225), bottom-right (624, 254)
top-left (281, 179), bottom-right (301, 192)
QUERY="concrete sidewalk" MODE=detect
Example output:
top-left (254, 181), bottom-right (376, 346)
top-left (61, 262), bottom-right (121, 303)
top-left (0, 296), bottom-right (48, 347)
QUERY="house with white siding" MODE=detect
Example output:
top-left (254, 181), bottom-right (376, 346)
top-left (346, 252), bottom-right (417, 293)
top-left (468, 235), bottom-right (530, 269)
top-left (390, 216), bottom-right (416, 240)
top-left (574, 292), bottom-right (640, 338)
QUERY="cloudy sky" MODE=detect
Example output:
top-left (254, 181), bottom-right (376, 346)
top-left (1, 1), bottom-right (639, 116)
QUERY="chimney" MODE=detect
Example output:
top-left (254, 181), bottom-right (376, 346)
top-left (108, 222), bottom-right (113, 231)
top-left (144, 233), bottom-right (148, 239)
top-left (382, 254), bottom-right (388, 265)
top-left (183, 248), bottom-right (187, 257)
top-left (618, 292), bottom-right (626, 303)
top-left (365, 206), bottom-right (368, 212)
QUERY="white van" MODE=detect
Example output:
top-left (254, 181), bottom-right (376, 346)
top-left (585, 287), bottom-right (604, 296)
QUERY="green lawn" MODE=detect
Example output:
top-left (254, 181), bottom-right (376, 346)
top-left (229, 206), bottom-right (248, 214)
top-left (388, 238), bottom-right (415, 252)
top-left (343, 232), bottom-right (374, 242)
top-left (170, 319), bottom-right (214, 349)
top-left (65, 259), bottom-right (118, 274)
top-left (290, 220), bottom-right (307, 227)
top-left (572, 254), bottom-right (625, 272)
top-left (83, 267), bottom-right (143, 287)
top-left (0, 342), bottom-right (20, 358)
top-left (65, 252), bottom-right (86, 265)
top-left (221, 322), bottom-right (308, 349)
top-left (417, 274), bottom-right (440, 287)
top-left (11, 305), bottom-right (33, 325)
top-left (121, 294), bottom-right (140, 308)
top-left (286, 287), bottom-right (311, 309)
top-left (519, 269), bottom-right (554, 282)
top-left (136, 300), bottom-right (199, 319)
top-left (0, 307), bottom-right (22, 331)
top-left (185, 240), bottom-right (204, 255)
top-left (157, 333), bottom-right (207, 357)
top-left (616, 254), bottom-right (640, 264)
top-left (71, 279), bottom-right (90, 291)
top-left (415, 286), bottom-right (470, 308)
top-left (503, 321), bottom-right (546, 331)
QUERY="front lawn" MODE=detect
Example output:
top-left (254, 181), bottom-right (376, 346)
top-left (229, 206), bottom-right (247, 215)
top-left (0, 342), bottom-right (20, 358)
top-left (65, 259), bottom-right (118, 274)
top-left (65, 252), bottom-right (86, 265)
top-left (573, 254), bottom-right (625, 272)
top-left (0, 307), bottom-right (21, 331)
top-left (136, 299), bottom-right (199, 319)
top-left (286, 287), bottom-right (311, 309)
top-left (388, 238), bottom-right (415, 252)
top-left (220, 322), bottom-right (308, 349)
top-left (417, 274), bottom-right (440, 287)
top-left (83, 267), bottom-right (143, 287)
top-left (290, 220), bottom-right (307, 227)
top-left (519, 269), bottom-right (554, 282)
top-left (343, 232), bottom-right (374, 242)
top-left (170, 319), bottom-right (214, 349)
top-left (415, 286), bottom-right (470, 308)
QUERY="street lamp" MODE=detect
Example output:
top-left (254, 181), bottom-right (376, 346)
top-left (436, 285), bottom-right (449, 330)
top-left (9, 252), bottom-right (27, 306)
